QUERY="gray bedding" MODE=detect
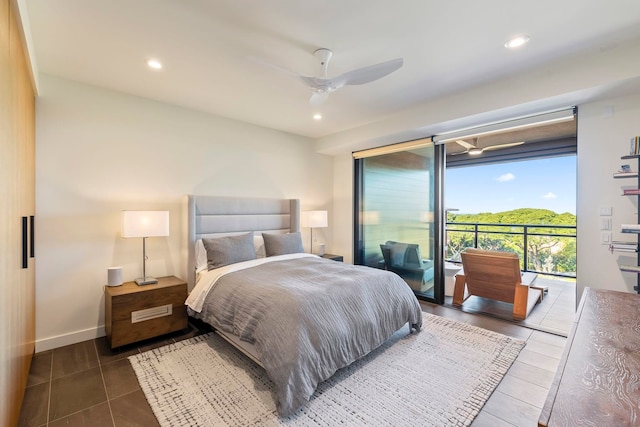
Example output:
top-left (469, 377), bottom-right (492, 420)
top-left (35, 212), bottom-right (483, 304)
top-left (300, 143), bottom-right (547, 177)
top-left (192, 256), bottom-right (423, 417)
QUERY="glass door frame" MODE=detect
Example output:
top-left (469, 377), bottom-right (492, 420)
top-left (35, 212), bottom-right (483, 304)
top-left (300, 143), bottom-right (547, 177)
top-left (353, 142), bottom-right (446, 304)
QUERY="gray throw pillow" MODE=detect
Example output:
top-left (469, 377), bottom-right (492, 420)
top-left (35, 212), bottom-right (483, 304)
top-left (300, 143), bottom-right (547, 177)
top-left (389, 242), bottom-right (409, 267)
top-left (262, 232), bottom-right (304, 256)
top-left (202, 232), bottom-right (256, 270)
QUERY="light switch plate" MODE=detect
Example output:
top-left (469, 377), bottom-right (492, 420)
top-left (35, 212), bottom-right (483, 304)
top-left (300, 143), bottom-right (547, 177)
top-left (601, 232), bottom-right (612, 244)
top-left (600, 218), bottom-right (612, 230)
top-left (599, 206), bottom-right (612, 216)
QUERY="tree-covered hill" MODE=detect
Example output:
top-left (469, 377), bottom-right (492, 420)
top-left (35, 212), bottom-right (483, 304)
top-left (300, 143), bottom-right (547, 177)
top-left (446, 208), bottom-right (576, 275)
top-left (448, 208), bottom-right (576, 226)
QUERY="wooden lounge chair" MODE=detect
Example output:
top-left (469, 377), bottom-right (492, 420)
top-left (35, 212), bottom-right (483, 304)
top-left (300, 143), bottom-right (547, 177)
top-left (452, 248), bottom-right (542, 320)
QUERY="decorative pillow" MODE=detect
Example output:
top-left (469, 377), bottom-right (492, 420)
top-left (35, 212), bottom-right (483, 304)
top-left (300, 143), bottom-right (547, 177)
top-left (383, 240), bottom-right (423, 268)
top-left (390, 242), bottom-right (409, 267)
top-left (202, 232), bottom-right (256, 270)
top-left (262, 232), bottom-right (304, 257)
top-left (196, 234), bottom-right (266, 270)
top-left (403, 244), bottom-right (423, 268)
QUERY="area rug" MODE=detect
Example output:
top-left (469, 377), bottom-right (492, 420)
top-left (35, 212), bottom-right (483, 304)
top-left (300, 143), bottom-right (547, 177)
top-left (129, 313), bottom-right (525, 426)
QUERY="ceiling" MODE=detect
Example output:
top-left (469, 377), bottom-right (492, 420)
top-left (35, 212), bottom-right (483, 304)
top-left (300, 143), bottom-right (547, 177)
top-left (23, 0), bottom-right (640, 140)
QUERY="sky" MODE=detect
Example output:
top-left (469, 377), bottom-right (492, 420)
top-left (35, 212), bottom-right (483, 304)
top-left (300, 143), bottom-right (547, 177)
top-left (445, 155), bottom-right (577, 215)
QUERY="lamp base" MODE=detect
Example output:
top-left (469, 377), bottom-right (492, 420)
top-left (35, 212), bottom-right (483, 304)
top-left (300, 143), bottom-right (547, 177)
top-left (135, 277), bottom-right (158, 286)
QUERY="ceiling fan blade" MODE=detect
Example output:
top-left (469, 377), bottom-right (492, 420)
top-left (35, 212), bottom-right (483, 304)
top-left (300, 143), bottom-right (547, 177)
top-left (310, 92), bottom-right (329, 105)
top-left (482, 141), bottom-right (525, 151)
top-left (300, 75), bottom-right (331, 90)
top-left (246, 55), bottom-right (299, 78)
top-left (454, 139), bottom-right (476, 150)
top-left (332, 58), bottom-right (403, 87)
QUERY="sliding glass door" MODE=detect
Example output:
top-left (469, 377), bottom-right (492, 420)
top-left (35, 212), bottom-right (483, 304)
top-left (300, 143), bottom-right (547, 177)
top-left (354, 140), bottom-right (444, 303)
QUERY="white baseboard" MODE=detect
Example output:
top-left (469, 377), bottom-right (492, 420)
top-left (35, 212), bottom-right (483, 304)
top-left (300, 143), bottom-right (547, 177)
top-left (36, 325), bottom-right (106, 353)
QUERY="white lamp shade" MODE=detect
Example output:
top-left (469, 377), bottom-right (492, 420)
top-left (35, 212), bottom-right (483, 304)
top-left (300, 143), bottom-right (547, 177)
top-left (121, 211), bottom-right (170, 238)
top-left (301, 210), bottom-right (328, 228)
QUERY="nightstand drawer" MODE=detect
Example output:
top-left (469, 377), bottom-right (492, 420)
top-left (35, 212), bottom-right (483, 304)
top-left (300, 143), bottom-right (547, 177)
top-left (105, 276), bottom-right (188, 348)
top-left (110, 285), bottom-right (186, 321)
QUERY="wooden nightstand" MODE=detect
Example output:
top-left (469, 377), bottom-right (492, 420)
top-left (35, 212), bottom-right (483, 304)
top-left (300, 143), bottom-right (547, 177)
top-left (321, 253), bottom-right (343, 262)
top-left (105, 275), bottom-right (188, 349)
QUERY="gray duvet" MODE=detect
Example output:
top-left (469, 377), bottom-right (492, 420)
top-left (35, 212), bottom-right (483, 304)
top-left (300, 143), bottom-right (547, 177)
top-left (192, 256), bottom-right (423, 417)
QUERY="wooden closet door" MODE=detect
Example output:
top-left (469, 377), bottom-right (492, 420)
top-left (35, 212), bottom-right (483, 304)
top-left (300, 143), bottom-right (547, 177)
top-left (0, 0), bottom-right (16, 422)
top-left (0, 0), bottom-right (36, 424)
top-left (12, 0), bottom-right (36, 414)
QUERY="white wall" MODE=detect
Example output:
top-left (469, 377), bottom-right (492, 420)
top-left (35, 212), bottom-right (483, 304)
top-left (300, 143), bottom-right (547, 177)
top-left (332, 153), bottom-right (354, 263)
top-left (35, 75), bottom-right (333, 351)
top-left (577, 92), bottom-right (640, 299)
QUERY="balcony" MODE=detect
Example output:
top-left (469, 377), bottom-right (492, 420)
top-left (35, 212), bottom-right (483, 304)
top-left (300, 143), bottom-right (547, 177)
top-left (445, 221), bottom-right (576, 335)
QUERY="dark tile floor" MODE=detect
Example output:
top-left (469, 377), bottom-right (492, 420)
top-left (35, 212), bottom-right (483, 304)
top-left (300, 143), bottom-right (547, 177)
top-left (18, 307), bottom-right (564, 427)
top-left (18, 320), bottom-right (210, 427)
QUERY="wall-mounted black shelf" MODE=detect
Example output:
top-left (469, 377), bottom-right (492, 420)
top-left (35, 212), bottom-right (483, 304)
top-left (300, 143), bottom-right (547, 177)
top-left (618, 153), bottom-right (640, 293)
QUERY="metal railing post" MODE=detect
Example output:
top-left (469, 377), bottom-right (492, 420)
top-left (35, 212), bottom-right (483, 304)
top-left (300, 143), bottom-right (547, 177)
top-left (473, 223), bottom-right (478, 249)
top-left (523, 225), bottom-right (529, 272)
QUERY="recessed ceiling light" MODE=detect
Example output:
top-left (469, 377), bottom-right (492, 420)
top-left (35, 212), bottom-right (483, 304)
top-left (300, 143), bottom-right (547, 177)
top-left (504, 35), bottom-right (530, 49)
top-left (313, 114), bottom-right (322, 120)
top-left (146, 59), bottom-right (163, 70)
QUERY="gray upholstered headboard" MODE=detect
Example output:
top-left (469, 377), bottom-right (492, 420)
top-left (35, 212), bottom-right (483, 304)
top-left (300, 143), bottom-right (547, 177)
top-left (183, 195), bottom-right (300, 289)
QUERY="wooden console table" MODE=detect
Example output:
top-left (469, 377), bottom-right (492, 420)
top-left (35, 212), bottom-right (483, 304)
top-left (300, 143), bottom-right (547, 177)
top-left (539, 287), bottom-right (640, 426)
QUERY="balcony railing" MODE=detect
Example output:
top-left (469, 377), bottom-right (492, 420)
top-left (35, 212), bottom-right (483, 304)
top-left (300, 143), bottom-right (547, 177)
top-left (446, 221), bottom-right (577, 278)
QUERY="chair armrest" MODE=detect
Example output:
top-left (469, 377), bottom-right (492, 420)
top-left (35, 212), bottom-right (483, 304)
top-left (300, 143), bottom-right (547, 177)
top-left (513, 282), bottom-right (542, 320)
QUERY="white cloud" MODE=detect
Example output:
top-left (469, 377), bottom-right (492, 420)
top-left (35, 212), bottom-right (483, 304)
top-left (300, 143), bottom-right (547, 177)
top-left (496, 173), bottom-right (515, 182)
top-left (543, 192), bottom-right (557, 199)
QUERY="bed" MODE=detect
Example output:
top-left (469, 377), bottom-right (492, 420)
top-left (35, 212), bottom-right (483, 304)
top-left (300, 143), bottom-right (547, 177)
top-left (183, 195), bottom-right (423, 417)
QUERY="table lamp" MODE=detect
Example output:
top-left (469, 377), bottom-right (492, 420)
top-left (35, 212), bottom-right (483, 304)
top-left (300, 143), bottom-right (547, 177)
top-left (121, 210), bottom-right (169, 285)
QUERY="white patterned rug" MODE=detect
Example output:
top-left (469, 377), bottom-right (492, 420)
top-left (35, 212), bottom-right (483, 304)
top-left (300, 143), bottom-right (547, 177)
top-left (129, 313), bottom-right (525, 426)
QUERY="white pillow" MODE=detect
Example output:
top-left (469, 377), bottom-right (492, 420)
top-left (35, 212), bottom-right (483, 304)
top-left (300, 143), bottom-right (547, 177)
top-left (195, 239), bottom-right (207, 273)
top-left (254, 235), bottom-right (266, 258)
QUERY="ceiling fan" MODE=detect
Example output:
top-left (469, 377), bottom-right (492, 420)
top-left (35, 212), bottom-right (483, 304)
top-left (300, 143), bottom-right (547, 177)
top-left (451, 138), bottom-right (525, 155)
top-left (251, 48), bottom-right (403, 105)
